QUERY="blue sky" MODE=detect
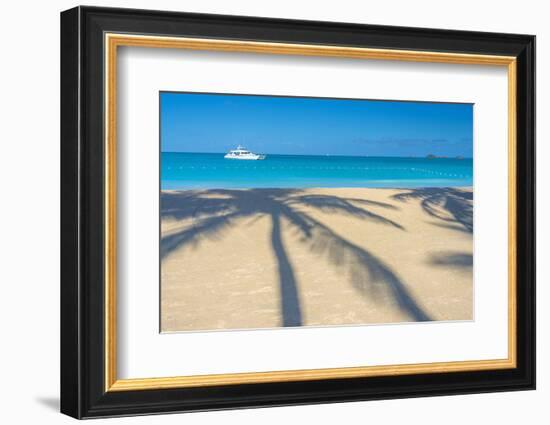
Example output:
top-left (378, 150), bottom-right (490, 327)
top-left (160, 92), bottom-right (473, 157)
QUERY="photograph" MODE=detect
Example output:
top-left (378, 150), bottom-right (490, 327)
top-left (159, 92), bottom-right (474, 332)
top-left (57, 4), bottom-right (536, 419)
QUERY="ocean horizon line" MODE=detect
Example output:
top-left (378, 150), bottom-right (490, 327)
top-left (161, 151), bottom-right (473, 160)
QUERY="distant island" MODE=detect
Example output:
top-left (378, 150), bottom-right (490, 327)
top-left (426, 154), bottom-right (465, 160)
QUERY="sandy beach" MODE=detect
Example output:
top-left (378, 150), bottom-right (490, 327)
top-left (160, 187), bottom-right (473, 332)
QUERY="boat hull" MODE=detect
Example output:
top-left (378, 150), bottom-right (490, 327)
top-left (224, 154), bottom-right (266, 160)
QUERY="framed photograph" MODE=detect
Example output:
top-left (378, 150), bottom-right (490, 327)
top-left (60, 6), bottom-right (535, 419)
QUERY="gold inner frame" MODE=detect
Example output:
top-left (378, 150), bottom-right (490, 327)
top-left (104, 33), bottom-right (517, 392)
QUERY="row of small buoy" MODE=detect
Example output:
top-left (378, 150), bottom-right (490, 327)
top-left (165, 165), bottom-right (470, 179)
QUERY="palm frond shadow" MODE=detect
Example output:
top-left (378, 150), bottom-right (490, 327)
top-left (391, 188), bottom-right (473, 233)
top-left (161, 189), bottom-right (432, 326)
top-left (429, 251), bottom-right (473, 269)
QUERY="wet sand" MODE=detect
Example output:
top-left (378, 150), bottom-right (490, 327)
top-left (160, 187), bottom-right (473, 332)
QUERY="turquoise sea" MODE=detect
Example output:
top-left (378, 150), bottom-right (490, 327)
top-left (161, 152), bottom-right (473, 190)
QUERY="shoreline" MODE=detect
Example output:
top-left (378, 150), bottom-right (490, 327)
top-left (162, 185), bottom-right (473, 191)
top-left (161, 184), bottom-right (474, 191)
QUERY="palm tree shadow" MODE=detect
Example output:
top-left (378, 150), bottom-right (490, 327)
top-left (271, 211), bottom-right (302, 326)
top-left (304, 214), bottom-right (431, 321)
top-left (161, 189), bottom-right (432, 326)
top-left (391, 187), bottom-right (473, 233)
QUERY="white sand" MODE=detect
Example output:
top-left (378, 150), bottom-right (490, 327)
top-left (160, 187), bottom-right (473, 332)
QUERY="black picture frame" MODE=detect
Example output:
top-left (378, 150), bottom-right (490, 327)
top-left (61, 5), bottom-right (535, 419)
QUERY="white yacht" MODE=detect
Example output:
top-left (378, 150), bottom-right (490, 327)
top-left (224, 145), bottom-right (266, 160)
